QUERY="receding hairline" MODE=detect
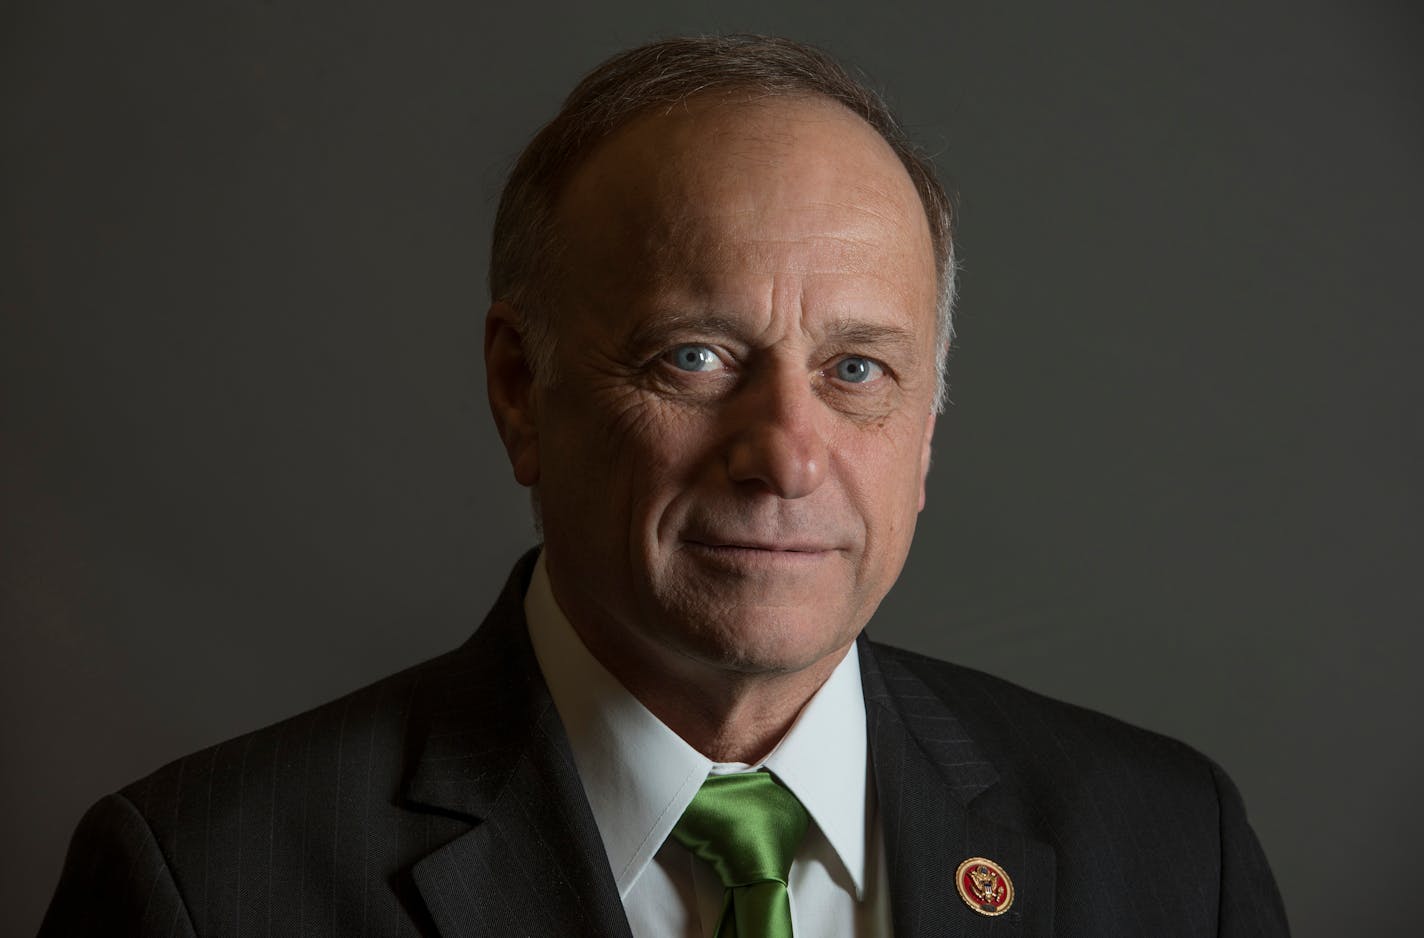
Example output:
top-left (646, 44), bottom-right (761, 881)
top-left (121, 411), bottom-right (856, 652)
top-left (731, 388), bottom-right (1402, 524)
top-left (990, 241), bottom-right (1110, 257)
top-left (554, 90), bottom-right (939, 252)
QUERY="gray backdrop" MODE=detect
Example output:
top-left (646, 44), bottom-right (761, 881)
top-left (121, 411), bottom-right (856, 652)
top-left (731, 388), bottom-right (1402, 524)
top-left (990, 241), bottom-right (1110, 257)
top-left (3, 1), bottom-right (1420, 935)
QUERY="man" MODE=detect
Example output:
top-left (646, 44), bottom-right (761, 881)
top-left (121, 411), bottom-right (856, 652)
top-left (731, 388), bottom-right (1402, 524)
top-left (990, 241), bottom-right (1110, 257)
top-left (41, 35), bottom-right (1289, 937)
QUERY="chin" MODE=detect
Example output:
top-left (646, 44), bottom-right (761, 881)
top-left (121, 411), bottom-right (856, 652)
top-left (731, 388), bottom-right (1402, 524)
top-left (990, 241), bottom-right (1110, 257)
top-left (663, 606), bottom-right (861, 678)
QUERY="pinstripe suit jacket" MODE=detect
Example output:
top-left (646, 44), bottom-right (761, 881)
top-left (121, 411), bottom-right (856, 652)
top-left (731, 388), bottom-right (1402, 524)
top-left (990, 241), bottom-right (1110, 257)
top-left (41, 551), bottom-right (1289, 936)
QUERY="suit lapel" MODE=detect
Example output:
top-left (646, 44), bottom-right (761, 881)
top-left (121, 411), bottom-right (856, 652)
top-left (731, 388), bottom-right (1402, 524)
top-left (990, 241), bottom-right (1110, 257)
top-left (860, 640), bottom-right (1057, 937)
top-left (403, 551), bottom-right (633, 938)
top-left (397, 556), bottom-right (1057, 937)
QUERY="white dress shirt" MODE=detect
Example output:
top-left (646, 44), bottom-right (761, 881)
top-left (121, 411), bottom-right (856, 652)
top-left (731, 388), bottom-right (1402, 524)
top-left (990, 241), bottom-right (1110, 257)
top-left (524, 554), bottom-right (892, 937)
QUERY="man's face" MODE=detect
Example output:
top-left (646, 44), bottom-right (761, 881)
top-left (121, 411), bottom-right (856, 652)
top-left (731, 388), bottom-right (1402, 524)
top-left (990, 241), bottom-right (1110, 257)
top-left (506, 95), bottom-right (940, 682)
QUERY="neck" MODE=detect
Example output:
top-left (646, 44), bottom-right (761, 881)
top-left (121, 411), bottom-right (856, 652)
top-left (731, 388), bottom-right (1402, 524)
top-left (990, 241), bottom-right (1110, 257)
top-left (572, 619), bottom-right (853, 764)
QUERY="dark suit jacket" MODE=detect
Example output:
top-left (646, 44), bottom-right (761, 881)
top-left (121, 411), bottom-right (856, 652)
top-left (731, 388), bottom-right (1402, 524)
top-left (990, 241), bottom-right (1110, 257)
top-left (41, 551), bottom-right (1289, 936)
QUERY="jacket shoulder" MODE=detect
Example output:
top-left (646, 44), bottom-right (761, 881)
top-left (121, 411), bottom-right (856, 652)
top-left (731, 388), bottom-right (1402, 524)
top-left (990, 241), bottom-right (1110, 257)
top-left (866, 640), bottom-right (1224, 807)
top-left (120, 646), bottom-right (467, 834)
top-left (117, 548), bottom-right (543, 834)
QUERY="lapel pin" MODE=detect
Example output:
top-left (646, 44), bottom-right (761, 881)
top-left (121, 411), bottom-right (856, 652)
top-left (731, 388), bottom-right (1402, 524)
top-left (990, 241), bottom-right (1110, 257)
top-left (955, 857), bottom-right (1014, 916)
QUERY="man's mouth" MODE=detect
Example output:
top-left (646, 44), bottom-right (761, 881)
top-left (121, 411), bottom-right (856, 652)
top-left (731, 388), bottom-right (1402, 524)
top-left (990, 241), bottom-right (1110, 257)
top-left (683, 538), bottom-right (839, 559)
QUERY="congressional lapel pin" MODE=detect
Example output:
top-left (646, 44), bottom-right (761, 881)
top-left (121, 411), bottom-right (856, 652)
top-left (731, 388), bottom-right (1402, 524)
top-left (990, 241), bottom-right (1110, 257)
top-left (955, 857), bottom-right (1014, 916)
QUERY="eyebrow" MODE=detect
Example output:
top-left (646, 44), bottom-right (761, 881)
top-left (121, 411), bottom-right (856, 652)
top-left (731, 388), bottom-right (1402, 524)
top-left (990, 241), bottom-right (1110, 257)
top-left (819, 319), bottom-right (920, 355)
top-left (626, 313), bottom-right (745, 351)
top-left (627, 312), bottom-right (921, 358)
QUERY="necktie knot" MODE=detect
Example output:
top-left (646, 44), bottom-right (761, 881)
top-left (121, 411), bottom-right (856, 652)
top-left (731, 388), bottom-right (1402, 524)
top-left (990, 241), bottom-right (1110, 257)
top-left (671, 771), bottom-right (809, 937)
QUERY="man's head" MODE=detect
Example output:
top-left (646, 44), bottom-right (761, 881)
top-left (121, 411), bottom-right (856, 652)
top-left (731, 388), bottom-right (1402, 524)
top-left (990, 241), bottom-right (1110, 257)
top-left (485, 36), bottom-right (953, 701)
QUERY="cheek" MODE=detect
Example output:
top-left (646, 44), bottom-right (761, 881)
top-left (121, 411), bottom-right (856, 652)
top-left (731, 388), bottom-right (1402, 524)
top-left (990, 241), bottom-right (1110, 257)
top-left (837, 421), bottom-right (928, 547)
top-left (580, 390), bottom-right (718, 518)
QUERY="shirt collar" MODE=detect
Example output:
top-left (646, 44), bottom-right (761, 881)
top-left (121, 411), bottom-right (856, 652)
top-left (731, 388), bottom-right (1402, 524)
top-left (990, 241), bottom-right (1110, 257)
top-left (524, 552), bottom-right (871, 899)
top-left (762, 638), bottom-right (870, 898)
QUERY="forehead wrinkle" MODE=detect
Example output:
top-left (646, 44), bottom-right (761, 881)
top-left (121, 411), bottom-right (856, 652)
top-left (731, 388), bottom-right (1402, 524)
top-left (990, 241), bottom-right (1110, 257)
top-left (641, 239), bottom-right (932, 333)
top-left (655, 195), bottom-right (930, 277)
top-left (761, 267), bottom-right (923, 350)
top-left (809, 195), bottom-right (930, 248)
top-left (658, 226), bottom-right (925, 282)
top-left (675, 189), bottom-right (914, 234)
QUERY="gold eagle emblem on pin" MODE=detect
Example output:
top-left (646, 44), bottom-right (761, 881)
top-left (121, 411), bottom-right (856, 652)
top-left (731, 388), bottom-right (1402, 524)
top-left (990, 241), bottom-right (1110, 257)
top-left (955, 857), bottom-right (1014, 916)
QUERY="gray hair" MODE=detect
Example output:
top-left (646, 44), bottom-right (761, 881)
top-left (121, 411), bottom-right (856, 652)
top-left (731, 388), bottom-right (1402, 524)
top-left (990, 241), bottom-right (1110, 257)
top-left (490, 34), bottom-right (958, 411)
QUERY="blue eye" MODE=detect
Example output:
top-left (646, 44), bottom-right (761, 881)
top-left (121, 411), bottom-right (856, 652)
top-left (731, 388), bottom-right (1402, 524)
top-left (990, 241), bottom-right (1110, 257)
top-left (834, 356), bottom-right (882, 383)
top-left (667, 345), bottom-right (723, 372)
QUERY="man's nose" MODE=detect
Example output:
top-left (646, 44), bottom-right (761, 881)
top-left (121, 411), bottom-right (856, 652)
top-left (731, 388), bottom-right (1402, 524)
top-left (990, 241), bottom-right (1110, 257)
top-left (724, 369), bottom-right (829, 499)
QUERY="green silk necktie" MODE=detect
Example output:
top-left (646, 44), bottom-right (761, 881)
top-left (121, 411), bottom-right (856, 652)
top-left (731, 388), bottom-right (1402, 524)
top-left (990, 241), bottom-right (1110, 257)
top-left (671, 771), bottom-right (811, 938)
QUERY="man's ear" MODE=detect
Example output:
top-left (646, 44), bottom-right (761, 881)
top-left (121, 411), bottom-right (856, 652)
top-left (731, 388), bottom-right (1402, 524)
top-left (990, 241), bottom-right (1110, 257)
top-left (917, 409), bottom-right (937, 512)
top-left (485, 301), bottom-right (541, 487)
